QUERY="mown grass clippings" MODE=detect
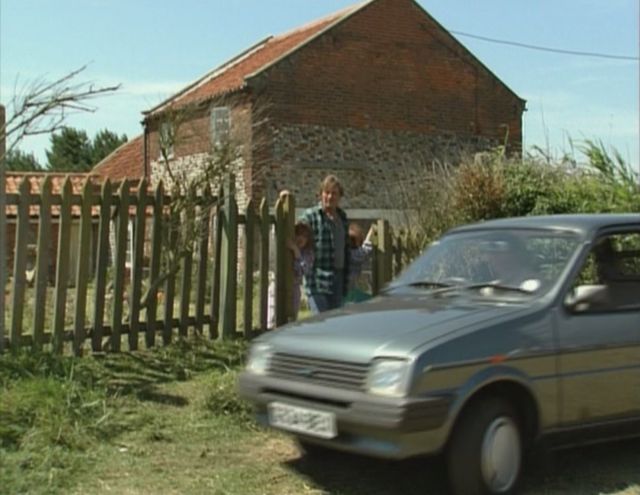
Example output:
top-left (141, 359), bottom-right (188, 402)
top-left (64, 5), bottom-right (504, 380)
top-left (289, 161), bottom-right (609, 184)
top-left (0, 336), bottom-right (248, 494)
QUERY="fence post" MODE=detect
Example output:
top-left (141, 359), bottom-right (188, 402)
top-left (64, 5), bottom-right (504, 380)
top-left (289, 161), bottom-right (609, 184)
top-left (179, 204), bottom-right (194, 339)
top-left (375, 219), bottom-right (393, 290)
top-left (195, 185), bottom-right (211, 335)
top-left (0, 104), bottom-right (5, 352)
top-left (283, 194), bottom-right (295, 322)
top-left (243, 199), bottom-right (255, 337)
top-left (72, 178), bottom-right (94, 356)
top-left (52, 178), bottom-right (73, 354)
top-left (145, 181), bottom-right (163, 347)
top-left (10, 178), bottom-right (31, 351)
top-left (33, 176), bottom-right (53, 351)
top-left (259, 198), bottom-right (270, 331)
top-left (92, 179), bottom-right (112, 352)
top-left (129, 178), bottom-right (147, 349)
top-left (111, 179), bottom-right (130, 352)
top-left (163, 195), bottom-right (179, 346)
top-left (219, 174), bottom-right (238, 339)
top-left (209, 185), bottom-right (223, 340)
top-left (274, 193), bottom-right (294, 326)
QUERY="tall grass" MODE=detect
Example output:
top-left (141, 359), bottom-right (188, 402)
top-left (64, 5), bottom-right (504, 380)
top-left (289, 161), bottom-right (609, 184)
top-left (395, 140), bottom-right (639, 252)
top-left (0, 337), bottom-right (247, 493)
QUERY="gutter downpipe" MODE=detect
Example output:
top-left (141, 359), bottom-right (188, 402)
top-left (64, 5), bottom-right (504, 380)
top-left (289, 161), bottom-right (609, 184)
top-left (142, 117), bottom-right (148, 181)
top-left (0, 104), bottom-right (6, 351)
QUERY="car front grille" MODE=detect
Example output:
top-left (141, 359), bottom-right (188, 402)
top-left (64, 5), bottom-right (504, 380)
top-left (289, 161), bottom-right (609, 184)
top-left (268, 353), bottom-right (369, 390)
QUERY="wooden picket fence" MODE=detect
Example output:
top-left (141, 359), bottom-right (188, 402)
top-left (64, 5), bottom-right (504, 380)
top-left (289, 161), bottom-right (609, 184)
top-left (2, 172), bottom-right (411, 356)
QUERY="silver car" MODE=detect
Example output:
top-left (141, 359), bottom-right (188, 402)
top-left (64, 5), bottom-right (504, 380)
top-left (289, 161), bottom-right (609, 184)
top-left (238, 214), bottom-right (640, 495)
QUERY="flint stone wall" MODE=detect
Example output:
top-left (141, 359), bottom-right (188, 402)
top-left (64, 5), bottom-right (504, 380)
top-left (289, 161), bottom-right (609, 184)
top-left (264, 123), bottom-right (498, 210)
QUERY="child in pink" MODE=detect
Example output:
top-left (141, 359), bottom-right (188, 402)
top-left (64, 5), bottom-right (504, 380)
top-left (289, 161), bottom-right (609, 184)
top-left (346, 222), bottom-right (375, 303)
top-left (288, 222), bottom-right (315, 319)
top-left (267, 221), bottom-right (314, 328)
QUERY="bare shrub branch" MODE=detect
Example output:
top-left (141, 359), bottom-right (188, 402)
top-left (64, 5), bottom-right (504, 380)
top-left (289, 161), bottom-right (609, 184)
top-left (140, 94), bottom-right (272, 308)
top-left (1, 65), bottom-right (120, 159)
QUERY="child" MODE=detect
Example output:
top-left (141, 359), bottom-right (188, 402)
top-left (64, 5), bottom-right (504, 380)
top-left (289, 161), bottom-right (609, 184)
top-left (346, 223), bottom-right (375, 303)
top-left (267, 221), bottom-right (314, 328)
top-left (266, 270), bottom-right (277, 329)
top-left (288, 221), bottom-right (315, 320)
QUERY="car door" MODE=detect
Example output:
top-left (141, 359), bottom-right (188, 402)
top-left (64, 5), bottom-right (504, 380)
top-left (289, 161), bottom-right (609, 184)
top-left (557, 228), bottom-right (640, 425)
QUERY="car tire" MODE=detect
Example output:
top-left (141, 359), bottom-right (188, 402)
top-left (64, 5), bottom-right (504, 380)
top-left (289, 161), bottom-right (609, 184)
top-left (446, 397), bottom-right (522, 495)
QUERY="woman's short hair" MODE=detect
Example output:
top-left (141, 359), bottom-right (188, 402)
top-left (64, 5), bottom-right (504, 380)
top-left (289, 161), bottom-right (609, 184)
top-left (294, 221), bottom-right (314, 247)
top-left (319, 174), bottom-right (344, 197)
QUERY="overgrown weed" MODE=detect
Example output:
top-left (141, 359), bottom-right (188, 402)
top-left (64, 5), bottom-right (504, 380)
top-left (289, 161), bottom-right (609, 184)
top-left (0, 336), bottom-right (248, 493)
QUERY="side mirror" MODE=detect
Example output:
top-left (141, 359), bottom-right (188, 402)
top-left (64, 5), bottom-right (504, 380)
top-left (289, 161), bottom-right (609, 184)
top-left (564, 284), bottom-right (609, 313)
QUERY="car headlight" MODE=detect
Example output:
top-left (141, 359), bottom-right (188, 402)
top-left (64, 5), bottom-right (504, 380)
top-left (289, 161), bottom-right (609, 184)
top-left (246, 343), bottom-right (273, 375)
top-left (366, 359), bottom-right (410, 397)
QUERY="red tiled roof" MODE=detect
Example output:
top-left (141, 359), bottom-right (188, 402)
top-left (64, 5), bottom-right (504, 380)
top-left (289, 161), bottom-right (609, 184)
top-left (4, 172), bottom-right (102, 217)
top-left (146, 2), bottom-right (366, 115)
top-left (91, 3), bottom-right (366, 181)
top-left (4, 171), bottom-right (99, 195)
top-left (5, 171), bottom-right (148, 218)
top-left (92, 134), bottom-right (145, 182)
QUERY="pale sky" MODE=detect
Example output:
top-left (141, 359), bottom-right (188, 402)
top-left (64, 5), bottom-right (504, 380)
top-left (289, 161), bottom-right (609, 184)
top-left (1, 0), bottom-right (638, 169)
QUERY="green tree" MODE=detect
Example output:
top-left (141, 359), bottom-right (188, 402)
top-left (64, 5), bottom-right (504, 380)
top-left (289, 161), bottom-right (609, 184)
top-left (91, 128), bottom-right (127, 164)
top-left (46, 127), bottom-right (93, 171)
top-left (5, 149), bottom-right (43, 171)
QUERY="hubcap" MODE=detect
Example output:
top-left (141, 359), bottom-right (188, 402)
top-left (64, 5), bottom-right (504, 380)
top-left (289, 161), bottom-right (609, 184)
top-left (480, 416), bottom-right (521, 493)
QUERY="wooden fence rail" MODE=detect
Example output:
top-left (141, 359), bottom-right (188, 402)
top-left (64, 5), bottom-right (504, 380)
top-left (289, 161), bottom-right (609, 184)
top-left (2, 174), bottom-right (407, 355)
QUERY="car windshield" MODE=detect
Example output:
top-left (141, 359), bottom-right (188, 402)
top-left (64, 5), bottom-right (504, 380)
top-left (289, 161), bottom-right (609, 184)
top-left (389, 228), bottom-right (581, 298)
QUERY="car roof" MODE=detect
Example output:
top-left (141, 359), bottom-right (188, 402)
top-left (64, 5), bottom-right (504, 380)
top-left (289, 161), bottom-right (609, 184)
top-left (447, 214), bottom-right (640, 237)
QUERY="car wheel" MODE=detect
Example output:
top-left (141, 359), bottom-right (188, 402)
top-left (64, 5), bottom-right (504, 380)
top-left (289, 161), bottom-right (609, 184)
top-left (446, 397), bottom-right (522, 495)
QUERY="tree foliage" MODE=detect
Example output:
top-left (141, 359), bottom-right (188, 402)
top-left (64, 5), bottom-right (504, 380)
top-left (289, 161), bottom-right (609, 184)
top-left (44, 127), bottom-right (127, 171)
top-left (4, 149), bottom-right (43, 171)
top-left (91, 128), bottom-right (127, 165)
top-left (46, 127), bottom-right (93, 171)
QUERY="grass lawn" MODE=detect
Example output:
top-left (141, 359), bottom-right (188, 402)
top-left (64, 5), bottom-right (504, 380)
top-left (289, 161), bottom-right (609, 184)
top-left (1, 339), bottom-right (639, 495)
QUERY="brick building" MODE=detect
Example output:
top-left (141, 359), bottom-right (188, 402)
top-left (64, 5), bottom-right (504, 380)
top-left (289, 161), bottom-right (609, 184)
top-left (96, 0), bottom-right (525, 220)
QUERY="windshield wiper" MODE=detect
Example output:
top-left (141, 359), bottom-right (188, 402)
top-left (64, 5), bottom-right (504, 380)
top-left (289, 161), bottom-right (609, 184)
top-left (401, 279), bottom-right (538, 296)
top-left (388, 279), bottom-right (538, 295)
top-left (407, 280), bottom-right (454, 289)
top-left (448, 281), bottom-right (536, 295)
top-left (382, 280), bottom-right (453, 293)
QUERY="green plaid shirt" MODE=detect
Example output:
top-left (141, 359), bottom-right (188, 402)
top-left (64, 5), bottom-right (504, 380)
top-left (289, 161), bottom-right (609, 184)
top-left (301, 204), bottom-right (350, 296)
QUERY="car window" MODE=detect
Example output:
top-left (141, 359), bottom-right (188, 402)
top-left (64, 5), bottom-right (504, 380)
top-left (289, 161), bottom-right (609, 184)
top-left (527, 236), bottom-right (579, 281)
top-left (392, 229), bottom-right (580, 297)
top-left (569, 232), bottom-right (640, 312)
top-left (411, 241), bottom-right (489, 282)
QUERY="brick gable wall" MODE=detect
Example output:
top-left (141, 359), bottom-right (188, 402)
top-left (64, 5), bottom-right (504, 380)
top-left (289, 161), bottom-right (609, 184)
top-left (146, 0), bottom-right (523, 214)
top-left (257, 0), bottom-right (522, 141)
top-left (251, 0), bottom-right (523, 208)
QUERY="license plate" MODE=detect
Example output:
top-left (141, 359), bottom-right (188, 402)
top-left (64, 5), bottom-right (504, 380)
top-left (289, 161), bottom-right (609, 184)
top-left (268, 402), bottom-right (337, 439)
